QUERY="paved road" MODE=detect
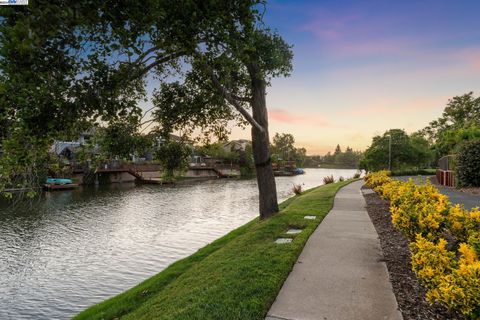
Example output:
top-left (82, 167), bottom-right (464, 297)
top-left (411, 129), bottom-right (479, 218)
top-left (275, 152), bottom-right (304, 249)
top-left (266, 180), bottom-right (402, 320)
top-left (395, 176), bottom-right (480, 210)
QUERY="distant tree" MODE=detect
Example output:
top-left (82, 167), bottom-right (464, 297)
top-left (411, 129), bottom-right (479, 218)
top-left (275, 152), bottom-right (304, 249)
top-left (155, 140), bottom-right (191, 182)
top-left (360, 129), bottom-right (433, 172)
top-left (335, 146), bottom-right (360, 168)
top-left (293, 147), bottom-right (307, 167)
top-left (197, 142), bottom-right (238, 163)
top-left (334, 144), bottom-right (342, 155)
top-left (97, 121), bottom-right (148, 160)
top-left (433, 126), bottom-right (480, 157)
top-left (271, 133), bottom-right (296, 161)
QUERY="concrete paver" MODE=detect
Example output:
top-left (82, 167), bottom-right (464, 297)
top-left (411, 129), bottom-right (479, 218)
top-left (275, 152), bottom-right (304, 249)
top-left (266, 180), bottom-right (402, 320)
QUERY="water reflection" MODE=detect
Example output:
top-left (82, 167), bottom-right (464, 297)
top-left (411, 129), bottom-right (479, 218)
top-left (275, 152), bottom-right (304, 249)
top-left (0, 168), bottom-right (358, 319)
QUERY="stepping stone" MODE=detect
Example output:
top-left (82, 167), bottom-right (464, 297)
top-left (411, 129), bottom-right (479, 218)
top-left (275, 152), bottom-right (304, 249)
top-left (304, 215), bottom-right (317, 220)
top-left (275, 238), bottom-right (293, 244)
top-left (286, 229), bottom-right (303, 234)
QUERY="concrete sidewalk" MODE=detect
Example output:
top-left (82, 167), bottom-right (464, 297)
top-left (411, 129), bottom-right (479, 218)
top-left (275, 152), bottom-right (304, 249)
top-left (266, 180), bottom-right (402, 320)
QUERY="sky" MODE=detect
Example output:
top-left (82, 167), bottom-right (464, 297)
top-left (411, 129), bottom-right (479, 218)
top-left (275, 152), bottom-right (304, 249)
top-left (146, 0), bottom-right (480, 155)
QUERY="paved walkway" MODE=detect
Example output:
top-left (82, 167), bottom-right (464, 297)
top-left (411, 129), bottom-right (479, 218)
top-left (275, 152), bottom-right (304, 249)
top-left (266, 180), bottom-right (402, 320)
top-left (395, 176), bottom-right (480, 210)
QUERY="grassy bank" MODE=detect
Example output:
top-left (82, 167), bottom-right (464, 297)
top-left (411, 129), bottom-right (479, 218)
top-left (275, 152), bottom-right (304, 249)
top-left (75, 180), bottom-right (353, 320)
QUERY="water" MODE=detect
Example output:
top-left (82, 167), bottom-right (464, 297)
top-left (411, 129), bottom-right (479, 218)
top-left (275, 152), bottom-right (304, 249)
top-left (0, 168), bottom-right (358, 319)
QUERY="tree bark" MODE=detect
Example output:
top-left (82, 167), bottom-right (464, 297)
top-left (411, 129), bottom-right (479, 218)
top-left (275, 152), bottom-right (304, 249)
top-left (249, 63), bottom-right (279, 219)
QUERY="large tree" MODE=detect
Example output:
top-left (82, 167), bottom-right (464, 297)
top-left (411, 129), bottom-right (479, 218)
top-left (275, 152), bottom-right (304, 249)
top-left (360, 129), bottom-right (433, 172)
top-left (423, 92), bottom-right (480, 158)
top-left (0, 1), bottom-right (292, 218)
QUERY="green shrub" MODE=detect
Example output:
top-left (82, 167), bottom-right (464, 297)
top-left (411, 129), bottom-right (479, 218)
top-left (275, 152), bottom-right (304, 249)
top-left (456, 140), bottom-right (480, 187)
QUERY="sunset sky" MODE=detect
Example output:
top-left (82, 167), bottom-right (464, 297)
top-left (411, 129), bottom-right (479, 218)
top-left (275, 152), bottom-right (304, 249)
top-left (235, 0), bottom-right (480, 154)
top-left (145, 0), bottom-right (480, 155)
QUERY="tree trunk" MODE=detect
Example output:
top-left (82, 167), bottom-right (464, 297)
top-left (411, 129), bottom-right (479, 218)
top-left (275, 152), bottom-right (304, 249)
top-left (249, 63), bottom-right (279, 219)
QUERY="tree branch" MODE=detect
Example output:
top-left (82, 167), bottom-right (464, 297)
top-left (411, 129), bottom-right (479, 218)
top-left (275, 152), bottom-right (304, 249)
top-left (128, 51), bottom-right (187, 81)
top-left (231, 94), bottom-right (252, 103)
top-left (209, 72), bottom-right (264, 133)
top-left (134, 46), bottom-right (161, 64)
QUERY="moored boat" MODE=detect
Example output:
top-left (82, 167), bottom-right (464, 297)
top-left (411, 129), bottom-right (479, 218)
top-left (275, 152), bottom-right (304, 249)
top-left (44, 178), bottom-right (79, 191)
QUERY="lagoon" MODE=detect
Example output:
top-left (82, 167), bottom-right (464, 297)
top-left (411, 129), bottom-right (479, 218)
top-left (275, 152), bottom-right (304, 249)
top-left (0, 168), bottom-right (357, 319)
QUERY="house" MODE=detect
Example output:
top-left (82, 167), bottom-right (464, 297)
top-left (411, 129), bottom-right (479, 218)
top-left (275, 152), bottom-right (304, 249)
top-left (50, 129), bottom-right (97, 160)
top-left (223, 139), bottom-right (250, 153)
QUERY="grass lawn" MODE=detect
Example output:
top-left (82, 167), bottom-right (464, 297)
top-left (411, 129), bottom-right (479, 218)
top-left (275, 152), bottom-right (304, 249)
top-left (75, 180), bottom-right (354, 320)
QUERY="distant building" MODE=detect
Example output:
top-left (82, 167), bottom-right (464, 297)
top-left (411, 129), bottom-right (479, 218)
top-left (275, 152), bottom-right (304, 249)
top-left (223, 139), bottom-right (251, 153)
top-left (50, 129), bottom-right (97, 160)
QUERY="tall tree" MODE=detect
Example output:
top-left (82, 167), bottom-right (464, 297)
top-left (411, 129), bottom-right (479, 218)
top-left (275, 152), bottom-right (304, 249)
top-left (271, 133), bottom-right (296, 161)
top-left (423, 92), bottom-right (480, 143)
top-left (360, 129), bottom-right (432, 172)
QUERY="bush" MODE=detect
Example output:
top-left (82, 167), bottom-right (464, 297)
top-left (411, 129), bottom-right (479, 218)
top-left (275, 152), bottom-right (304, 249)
top-left (292, 184), bottom-right (302, 195)
top-left (338, 176), bottom-right (344, 182)
top-left (353, 171), bottom-right (361, 179)
top-left (365, 171), bottom-right (480, 317)
top-left (456, 140), bottom-right (480, 187)
top-left (323, 175), bottom-right (334, 184)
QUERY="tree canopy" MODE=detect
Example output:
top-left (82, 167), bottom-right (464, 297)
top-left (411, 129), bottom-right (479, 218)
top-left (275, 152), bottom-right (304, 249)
top-left (423, 92), bottom-right (480, 158)
top-left (360, 129), bottom-right (433, 172)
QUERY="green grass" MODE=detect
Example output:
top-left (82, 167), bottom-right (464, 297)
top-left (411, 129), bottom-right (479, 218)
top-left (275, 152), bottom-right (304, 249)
top-left (75, 180), bottom-right (354, 320)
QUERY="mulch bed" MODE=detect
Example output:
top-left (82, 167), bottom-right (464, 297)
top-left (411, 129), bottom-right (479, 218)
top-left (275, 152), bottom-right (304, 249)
top-left (362, 186), bottom-right (464, 320)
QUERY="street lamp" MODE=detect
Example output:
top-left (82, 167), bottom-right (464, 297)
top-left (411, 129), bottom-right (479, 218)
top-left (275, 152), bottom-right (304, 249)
top-left (386, 134), bottom-right (392, 171)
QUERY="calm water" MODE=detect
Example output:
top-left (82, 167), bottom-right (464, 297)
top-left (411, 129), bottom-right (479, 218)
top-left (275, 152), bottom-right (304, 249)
top-left (0, 168), bottom-right (358, 319)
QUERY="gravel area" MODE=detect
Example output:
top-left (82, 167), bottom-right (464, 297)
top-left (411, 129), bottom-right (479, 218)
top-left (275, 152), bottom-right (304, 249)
top-left (362, 186), bottom-right (464, 320)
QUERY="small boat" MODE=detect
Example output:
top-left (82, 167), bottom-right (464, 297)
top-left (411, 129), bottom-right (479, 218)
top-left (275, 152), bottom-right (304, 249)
top-left (44, 178), bottom-right (79, 191)
top-left (294, 168), bottom-right (305, 175)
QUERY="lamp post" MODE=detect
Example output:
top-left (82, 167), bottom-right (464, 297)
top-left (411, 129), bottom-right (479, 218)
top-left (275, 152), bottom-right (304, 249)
top-left (386, 134), bottom-right (392, 171)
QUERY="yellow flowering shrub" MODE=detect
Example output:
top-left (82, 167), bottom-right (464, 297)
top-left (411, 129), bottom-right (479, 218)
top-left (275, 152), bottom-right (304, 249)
top-left (448, 205), bottom-right (480, 246)
top-left (364, 170), bottom-right (391, 189)
top-left (410, 235), bottom-right (456, 288)
top-left (425, 244), bottom-right (480, 317)
top-left (365, 171), bottom-right (480, 317)
top-left (389, 182), bottom-right (449, 241)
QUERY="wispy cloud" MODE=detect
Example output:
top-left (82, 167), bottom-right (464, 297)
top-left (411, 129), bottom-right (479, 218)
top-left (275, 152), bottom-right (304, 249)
top-left (268, 108), bottom-right (330, 126)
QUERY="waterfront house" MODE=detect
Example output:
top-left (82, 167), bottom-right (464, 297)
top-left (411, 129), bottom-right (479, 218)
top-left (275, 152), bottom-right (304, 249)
top-left (223, 139), bottom-right (251, 153)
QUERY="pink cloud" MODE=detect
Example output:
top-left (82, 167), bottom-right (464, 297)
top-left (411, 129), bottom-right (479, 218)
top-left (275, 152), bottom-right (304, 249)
top-left (268, 108), bottom-right (330, 127)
